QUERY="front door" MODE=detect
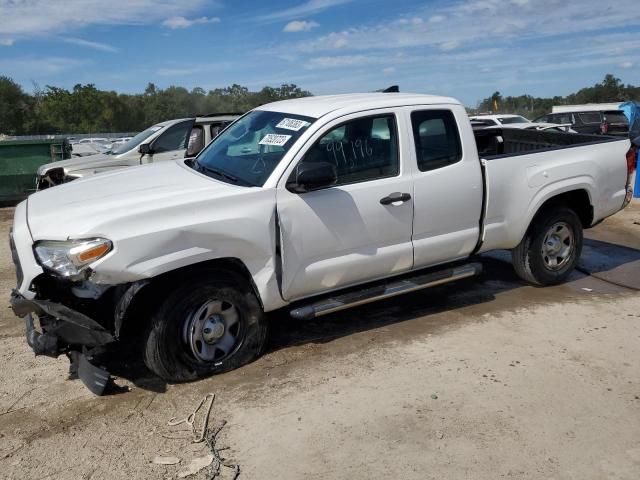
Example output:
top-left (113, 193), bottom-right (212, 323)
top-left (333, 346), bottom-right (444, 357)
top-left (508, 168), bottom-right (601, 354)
top-left (277, 111), bottom-right (415, 301)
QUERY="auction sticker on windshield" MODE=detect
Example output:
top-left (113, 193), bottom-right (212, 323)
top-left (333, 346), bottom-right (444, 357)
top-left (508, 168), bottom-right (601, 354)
top-left (276, 118), bottom-right (310, 131)
top-left (259, 133), bottom-right (292, 146)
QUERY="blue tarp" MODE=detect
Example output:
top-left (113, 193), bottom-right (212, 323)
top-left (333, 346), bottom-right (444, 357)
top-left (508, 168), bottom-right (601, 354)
top-left (619, 101), bottom-right (640, 197)
top-left (620, 101), bottom-right (640, 136)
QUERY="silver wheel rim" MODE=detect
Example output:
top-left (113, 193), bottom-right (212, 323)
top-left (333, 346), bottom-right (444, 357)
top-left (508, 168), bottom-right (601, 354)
top-left (183, 299), bottom-right (240, 363)
top-left (541, 222), bottom-right (574, 271)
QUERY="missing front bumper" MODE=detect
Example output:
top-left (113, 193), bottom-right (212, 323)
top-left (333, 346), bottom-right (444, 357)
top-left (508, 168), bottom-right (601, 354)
top-left (10, 291), bottom-right (115, 395)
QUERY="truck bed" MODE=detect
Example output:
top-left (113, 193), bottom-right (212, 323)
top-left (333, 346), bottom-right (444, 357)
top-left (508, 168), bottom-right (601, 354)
top-left (474, 127), bottom-right (630, 253)
top-left (474, 128), bottom-right (621, 159)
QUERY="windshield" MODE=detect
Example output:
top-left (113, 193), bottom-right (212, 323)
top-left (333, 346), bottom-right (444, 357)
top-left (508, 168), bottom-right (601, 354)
top-left (498, 116), bottom-right (530, 124)
top-left (194, 110), bottom-right (315, 186)
top-left (110, 125), bottom-right (163, 155)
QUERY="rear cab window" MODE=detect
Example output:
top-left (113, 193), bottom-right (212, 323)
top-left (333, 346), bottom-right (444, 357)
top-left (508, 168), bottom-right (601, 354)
top-left (410, 110), bottom-right (462, 171)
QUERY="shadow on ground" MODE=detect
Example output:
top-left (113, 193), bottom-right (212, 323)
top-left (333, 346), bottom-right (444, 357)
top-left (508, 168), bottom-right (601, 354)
top-left (578, 238), bottom-right (640, 290)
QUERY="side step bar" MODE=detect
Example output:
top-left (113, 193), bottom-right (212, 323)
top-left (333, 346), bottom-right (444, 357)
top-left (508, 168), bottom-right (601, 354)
top-left (290, 262), bottom-right (482, 320)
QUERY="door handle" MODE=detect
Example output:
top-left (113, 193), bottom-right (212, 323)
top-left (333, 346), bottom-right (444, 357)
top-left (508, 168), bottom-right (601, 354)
top-left (380, 192), bottom-right (411, 205)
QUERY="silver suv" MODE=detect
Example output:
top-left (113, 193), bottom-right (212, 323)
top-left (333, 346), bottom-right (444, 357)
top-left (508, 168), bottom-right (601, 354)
top-left (36, 114), bottom-right (240, 189)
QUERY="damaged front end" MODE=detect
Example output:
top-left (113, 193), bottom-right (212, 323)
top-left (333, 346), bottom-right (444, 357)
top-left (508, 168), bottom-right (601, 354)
top-left (9, 274), bottom-right (148, 395)
top-left (9, 206), bottom-right (151, 395)
top-left (11, 292), bottom-right (114, 394)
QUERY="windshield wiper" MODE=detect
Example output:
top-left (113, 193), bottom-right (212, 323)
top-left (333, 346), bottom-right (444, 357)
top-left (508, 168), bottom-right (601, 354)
top-left (194, 161), bottom-right (254, 187)
top-left (207, 166), bottom-right (238, 182)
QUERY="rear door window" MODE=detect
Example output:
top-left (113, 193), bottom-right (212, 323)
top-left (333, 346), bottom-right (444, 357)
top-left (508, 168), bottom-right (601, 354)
top-left (186, 126), bottom-right (204, 157)
top-left (410, 110), bottom-right (462, 172)
top-left (210, 121), bottom-right (231, 139)
top-left (557, 113), bottom-right (574, 124)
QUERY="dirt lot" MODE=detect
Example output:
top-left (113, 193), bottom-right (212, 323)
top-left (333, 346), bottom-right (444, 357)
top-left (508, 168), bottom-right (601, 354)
top-left (1, 202), bottom-right (639, 480)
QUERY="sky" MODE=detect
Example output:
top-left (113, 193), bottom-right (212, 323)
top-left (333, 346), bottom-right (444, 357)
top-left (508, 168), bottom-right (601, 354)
top-left (0, 0), bottom-right (639, 106)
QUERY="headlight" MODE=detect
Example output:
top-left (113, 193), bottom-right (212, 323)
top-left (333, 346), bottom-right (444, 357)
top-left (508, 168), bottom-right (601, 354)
top-left (34, 238), bottom-right (112, 279)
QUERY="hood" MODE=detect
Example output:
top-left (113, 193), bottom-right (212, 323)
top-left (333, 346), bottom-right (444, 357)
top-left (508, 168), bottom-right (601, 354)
top-left (27, 160), bottom-right (251, 240)
top-left (37, 151), bottom-right (138, 177)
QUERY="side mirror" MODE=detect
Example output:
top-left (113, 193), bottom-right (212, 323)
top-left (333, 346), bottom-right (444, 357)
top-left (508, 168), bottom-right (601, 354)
top-left (138, 143), bottom-right (153, 155)
top-left (287, 161), bottom-right (337, 193)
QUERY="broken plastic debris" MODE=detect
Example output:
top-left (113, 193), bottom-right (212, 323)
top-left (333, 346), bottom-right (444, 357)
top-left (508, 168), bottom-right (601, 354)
top-left (431, 394), bottom-right (438, 400)
top-left (177, 454), bottom-right (214, 478)
top-left (152, 456), bottom-right (180, 465)
top-left (581, 288), bottom-right (593, 292)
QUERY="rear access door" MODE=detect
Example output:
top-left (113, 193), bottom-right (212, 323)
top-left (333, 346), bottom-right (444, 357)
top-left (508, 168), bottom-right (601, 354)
top-left (405, 105), bottom-right (484, 268)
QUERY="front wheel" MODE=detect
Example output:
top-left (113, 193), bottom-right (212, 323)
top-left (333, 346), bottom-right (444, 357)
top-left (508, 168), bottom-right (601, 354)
top-left (143, 270), bottom-right (267, 382)
top-left (512, 207), bottom-right (583, 286)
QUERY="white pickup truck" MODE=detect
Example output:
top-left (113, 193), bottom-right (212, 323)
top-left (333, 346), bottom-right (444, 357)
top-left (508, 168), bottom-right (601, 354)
top-left (9, 93), bottom-right (637, 394)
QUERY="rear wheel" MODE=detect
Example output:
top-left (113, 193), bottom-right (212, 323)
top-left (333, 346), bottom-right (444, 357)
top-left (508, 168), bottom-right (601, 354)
top-left (512, 207), bottom-right (583, 286)
top-left (143, 270), bottom-right (267, 382)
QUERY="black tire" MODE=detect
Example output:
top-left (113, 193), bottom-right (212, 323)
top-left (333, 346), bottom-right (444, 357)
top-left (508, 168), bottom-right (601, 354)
top-left (143, 269), bottom-right (267, 382)
top-left (511, 206), bottom-right (583, 286)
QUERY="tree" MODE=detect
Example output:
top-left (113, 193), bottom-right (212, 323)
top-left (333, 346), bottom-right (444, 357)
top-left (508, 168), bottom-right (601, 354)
top-left (144, 83), bottom-right (157, 96)
top-left (10, 72), bottom-right (639, 135)
top-left (0, 76), bottom-right (31, 135)
top-left (473, 74), bottom-right (640, 119)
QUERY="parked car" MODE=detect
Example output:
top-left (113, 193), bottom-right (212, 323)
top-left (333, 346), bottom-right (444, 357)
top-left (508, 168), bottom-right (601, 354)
top-left (76, 137), bottom-right (110, 145)
top-left (469, 114), bottom-right (531, 126)
top-left (36, 114), bottom-right (240, 189)
top-left (9, 93), bottom-right (636, 394)
top-left (69, 142), bottom-right (109, 157)
top-left (533, 110), bottom-right (629, 136)
top-left (111, 137), bottom-right (134, 144)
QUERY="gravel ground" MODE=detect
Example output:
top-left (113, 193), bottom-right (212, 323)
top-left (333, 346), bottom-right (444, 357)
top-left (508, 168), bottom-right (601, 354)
top-left (0, 201), bottom-right (639, 480)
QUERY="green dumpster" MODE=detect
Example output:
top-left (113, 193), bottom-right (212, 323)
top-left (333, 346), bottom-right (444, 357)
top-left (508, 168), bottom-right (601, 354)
top-left (0, 138), bottom-right (71, 204)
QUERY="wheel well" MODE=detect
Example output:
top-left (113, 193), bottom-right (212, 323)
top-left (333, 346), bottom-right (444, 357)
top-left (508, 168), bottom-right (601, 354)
top-left (116, 258), bottom-right (261, 343)
top-left (534, 189), bottom-right (593, 228)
